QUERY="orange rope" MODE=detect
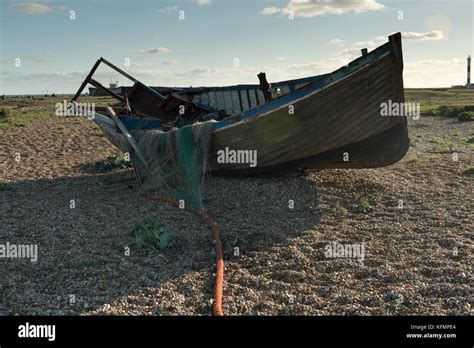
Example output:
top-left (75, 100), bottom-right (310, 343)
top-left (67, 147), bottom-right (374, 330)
top-left (144, 194), bottom-right (224, 316)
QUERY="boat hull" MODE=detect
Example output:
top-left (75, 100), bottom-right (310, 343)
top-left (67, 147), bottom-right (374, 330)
top-left (208, 34), bottom-right (408, 176)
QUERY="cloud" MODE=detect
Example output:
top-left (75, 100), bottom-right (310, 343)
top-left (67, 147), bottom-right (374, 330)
top-left (196, 0), bottom-right (212, 6)
top-left (159, 6), bottom-right (178, 13)
top-left (275, 56), bottom-right (287, 61)
top-left (336, 47), bottom-right (362, 59)
top-left (328, 38), bottom-right (345, 46)
top-left (9, 3), bottom-right (52, 15)
top-left (162, 60), bottom-right (181, 65)
top-left (138, 47), bottom-right (173, 54)
top-left (262, 7), bottom-right (280, 15)
top-left (175, 67), bottom-right (217, 77)
top-left (402, 31), bottom-right (444, 41)
top-left (353, 31), bottom-right (445, 49)
top-left (261, 0), bottom-right (384, 18)
top-left (353, 36), bottom-right (386, 48)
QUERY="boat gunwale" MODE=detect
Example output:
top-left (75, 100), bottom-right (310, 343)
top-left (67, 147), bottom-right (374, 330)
top-left (174, 73), bottom-right (330, 94)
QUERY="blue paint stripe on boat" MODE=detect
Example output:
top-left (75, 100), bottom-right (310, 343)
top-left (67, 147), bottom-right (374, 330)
top-left (202, 112), bottom-right (220, 121)
top-left (212, 43), bottom-right (391, 131)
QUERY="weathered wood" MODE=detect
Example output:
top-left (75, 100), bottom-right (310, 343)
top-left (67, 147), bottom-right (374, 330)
top-left (208, 34), bottom-right (407, 174)
top-left (100, 57), bottom-right (138, 83)
top-left (216, 92), bottom-right (225, 110)
top-left (223, 92), bottom-right (233, 114)
top-left (231, 91), bottom-right (241, 113)
top-left (89, 78), bottom-right (125, 103)
top-left (240, 90), bottom-right (249, 111)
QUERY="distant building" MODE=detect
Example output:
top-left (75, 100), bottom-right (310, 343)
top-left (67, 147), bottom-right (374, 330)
top-left (88, 82), bottom-right (133, 96)
top-left (467, 55), bottom-right (474, 88)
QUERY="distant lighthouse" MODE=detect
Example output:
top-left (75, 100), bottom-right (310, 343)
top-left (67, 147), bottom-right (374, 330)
top-left (468, 55), bottom-right (471, 87)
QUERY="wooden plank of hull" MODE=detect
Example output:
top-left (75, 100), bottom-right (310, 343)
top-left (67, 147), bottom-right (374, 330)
top-left (240, 90), bottom-right (250, 111)
top-left (248, 90), bottom-right (258, 108)
top-left (208, 34), bottom-right (407, 175)
top-left (94, 117), bottom-right (130, 153)
top-left (211, 123), bottom-right (409, 176)
top-left (305, 122), bottom-right (409, 169)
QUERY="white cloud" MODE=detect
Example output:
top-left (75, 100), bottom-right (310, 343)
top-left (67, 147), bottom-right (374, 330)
top-left (262, 7), bottom-right (280, 15)
top-left (9, 3), bottom-right (52, 15)
top-left (175, 68), bottom-right (217, 77)
top-left (159, 6), bottom-right (178, 13)
top-left (196, 0), bottom-right (212, 6)
top-left (328, 38), bottom-right (345, 46)
top-left (261, 0), bottom-right (384, 18)
top-left (402, 31), bottom-right (444, 41)
top-left (353, 36), bottom-right (386, 48)
top-left (162, 60), bottom-right (181, 65)
top-left (336, 47), bottom-right (362, 60)
top-left (138, 47), bottom-right (173, 54)
top-left (353, 31), bottom-right (445, 49)
top-left (275, 56), bottom-right (287, 61)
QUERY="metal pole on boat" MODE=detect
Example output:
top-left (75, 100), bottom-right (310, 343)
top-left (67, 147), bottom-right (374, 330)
top-left (71, 58), bottom-right (102, 102)
top-left (105, 106), bottom-right (148, 169)
top-left (100, 58), bottom-right (139, 83)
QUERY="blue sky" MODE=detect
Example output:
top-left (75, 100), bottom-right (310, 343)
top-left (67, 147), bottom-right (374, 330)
top-left (0, 0), bottom-right (472, 94)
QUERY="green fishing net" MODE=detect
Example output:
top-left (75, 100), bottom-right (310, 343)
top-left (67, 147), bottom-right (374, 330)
top-left (132, 121), bottom-right (215, 210)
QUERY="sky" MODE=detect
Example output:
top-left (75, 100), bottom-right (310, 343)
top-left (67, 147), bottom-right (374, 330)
top-left (0, 0), bottom-right (473, 95)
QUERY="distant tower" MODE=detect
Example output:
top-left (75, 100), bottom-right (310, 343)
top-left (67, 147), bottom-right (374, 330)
top-left (468, 55), bottom-right (471, 86)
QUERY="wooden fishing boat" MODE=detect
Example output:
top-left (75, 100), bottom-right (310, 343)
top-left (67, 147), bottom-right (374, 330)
top-left (73, 32), bottom-right (409, 176)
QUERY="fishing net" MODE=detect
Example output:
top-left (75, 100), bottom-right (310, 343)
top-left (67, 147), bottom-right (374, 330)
top-left (132, 121), bottom-right (216, 210)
